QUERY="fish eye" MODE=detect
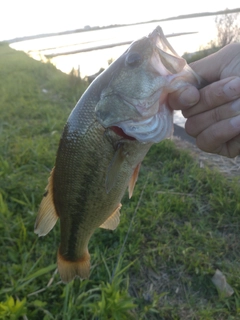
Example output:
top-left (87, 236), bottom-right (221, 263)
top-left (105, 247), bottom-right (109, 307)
top-left (126, 52), bottom-right (142, 67)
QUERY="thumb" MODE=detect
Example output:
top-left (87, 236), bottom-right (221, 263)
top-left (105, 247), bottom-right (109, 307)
top-left (168, 85), bottom-right (200, 110)
top-left (189, 46), bottom-right (231, 83)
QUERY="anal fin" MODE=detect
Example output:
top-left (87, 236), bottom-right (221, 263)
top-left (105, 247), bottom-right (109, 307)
top-left (57, 250), bottom-right (90, 283)
top-left (34, 168), bottom-right (58, 237)
top-left (99, 203), bottom-right (122, 230)
top-left (128, 163), bottom-right (141, 199)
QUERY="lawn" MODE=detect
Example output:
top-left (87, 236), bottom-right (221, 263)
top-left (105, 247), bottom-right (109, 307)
top-left (1, 42), bottom-right (240, 319)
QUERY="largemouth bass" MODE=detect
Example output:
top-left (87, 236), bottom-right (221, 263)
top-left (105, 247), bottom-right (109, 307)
top-left (34, 26), bottom-right (205, 283)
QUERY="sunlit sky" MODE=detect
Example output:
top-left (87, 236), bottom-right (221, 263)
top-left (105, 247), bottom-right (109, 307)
top-left (1, 1), bottom-right (239, 41)
top-left (1, 1), bottom-right (240, 77)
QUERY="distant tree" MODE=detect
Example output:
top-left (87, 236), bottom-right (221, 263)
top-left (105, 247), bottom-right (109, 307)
top-left (108, 58), bottom-right (114, 66)
top-left (215, 12), bottom-right (240, 47)
top-left (183, 11), bottom-right (240, 63)
top-left (87, 68), bottom-right (105, 83)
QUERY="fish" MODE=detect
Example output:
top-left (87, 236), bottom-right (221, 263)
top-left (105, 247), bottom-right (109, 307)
top-left (34, 26), bottom-right (205, 283)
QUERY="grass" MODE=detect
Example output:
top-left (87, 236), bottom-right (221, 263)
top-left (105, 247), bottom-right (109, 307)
top-left (1, 42), bottom-right (240, 319)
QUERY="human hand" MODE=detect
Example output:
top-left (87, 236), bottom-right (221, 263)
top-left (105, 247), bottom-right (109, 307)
top-left (169, 43), bottom-right (240, 158)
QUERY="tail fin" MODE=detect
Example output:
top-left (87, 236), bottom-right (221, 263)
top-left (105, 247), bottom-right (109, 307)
top-left (57, 250), bottom-right (90, 283)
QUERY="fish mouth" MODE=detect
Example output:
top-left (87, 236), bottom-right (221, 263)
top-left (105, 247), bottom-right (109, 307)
top-left (96, 89), bottom-right (173, 143)
top-left (109, 95), bottom-right (173, 143)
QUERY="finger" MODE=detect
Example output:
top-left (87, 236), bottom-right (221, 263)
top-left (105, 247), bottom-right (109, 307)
top-left (202, 134), bottom-right (240, 158)
top-left (190, 43), bottom-right (240, 82)
top-left (190, 56), bottom-right (222, 83)
top-left (168, 85), bottom-right (200, 110)
top-left (195, 114), bottom-right (240, 157)
top-left (183, 77), bottom-right (240, 118)
top-left (185, 98), bottom-right (240, 137)
top-left (224, 134), bottom-right (240, 158)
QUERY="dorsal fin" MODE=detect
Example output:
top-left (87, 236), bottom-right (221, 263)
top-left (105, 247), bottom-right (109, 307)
top-left (34, 168), bottom-right (59, 237)
top-left (128, 163), bottom-right (141, 199)
top-left (99, 203), bottom-right (122, 230)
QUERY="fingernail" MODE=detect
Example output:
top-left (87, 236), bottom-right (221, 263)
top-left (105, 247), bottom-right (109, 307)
top-left (223, 78), bottom-right (240, 99)
top-left (179, 86), bottom-right (199, 106)
top-left (231, 98), bottom-right (240, 112)
top-left (230, 114), bottom-right (240, 129)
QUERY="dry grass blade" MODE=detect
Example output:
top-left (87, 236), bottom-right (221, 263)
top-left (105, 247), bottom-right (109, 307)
top-left (27, 268), bottom-right (60, 297)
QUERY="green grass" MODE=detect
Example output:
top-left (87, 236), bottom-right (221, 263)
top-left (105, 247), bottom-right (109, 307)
top-left (1, 42), bottom-right (240, 319)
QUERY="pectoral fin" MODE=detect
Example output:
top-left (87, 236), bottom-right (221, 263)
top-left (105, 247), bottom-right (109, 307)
top-left (106, 146), bottom-right (124, 193)
top-left (128, 163), bottom-right (141, 199)
top-left (100, 204), bottom-right (122, 230)
top-left (34, 168), bottom-right (58, 236)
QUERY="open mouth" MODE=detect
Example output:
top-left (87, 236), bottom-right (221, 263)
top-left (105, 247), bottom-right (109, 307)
top-left (112, 107), bottom-right (172, 143)
top-left (97, 86), bottom-right (173, 144)
top-left (108, 93), bottom-right (173, 144)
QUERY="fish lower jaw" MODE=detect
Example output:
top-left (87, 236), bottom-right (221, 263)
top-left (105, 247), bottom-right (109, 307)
top-left (114, 105), bottom-right (173, 144)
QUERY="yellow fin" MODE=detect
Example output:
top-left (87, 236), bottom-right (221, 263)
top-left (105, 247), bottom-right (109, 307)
top-left (34, 168), bottom-right (58, 237)
top-left (106, 146), bottom-right (124, 193)
top-left (100, 204), bottom-right (122, 230)
top-left (57, 250), bottom-right (90, 283)
top-left (128, 163), bottom-right (141, 199)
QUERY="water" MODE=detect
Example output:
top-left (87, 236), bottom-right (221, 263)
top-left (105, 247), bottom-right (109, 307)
top-left (11, 16), bottom-right (217, 77)
top-left (174, 111), bottom-right (186, 128)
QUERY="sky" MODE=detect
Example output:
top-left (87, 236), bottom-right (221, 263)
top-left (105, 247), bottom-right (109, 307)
top-left (1, 1), bottom-right (240, 77)
top-left (1, 0), bottom-right (240, 41)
